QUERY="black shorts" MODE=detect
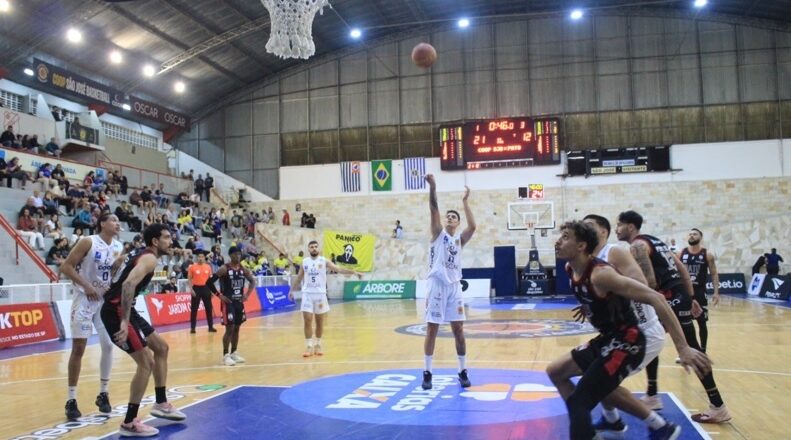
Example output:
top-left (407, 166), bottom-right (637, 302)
top-left (693, 290), bottom-right (709, 321)
top-left (571, 327), bottom-right (646, 403)
top-left (100, 301), bottom-right (155, 354)
top-left (659, 285), bottom-right (694, 325)
top-left (221, 300), bottom-right (246, 326)
top-left (572, 327), bottom-right (646, 381)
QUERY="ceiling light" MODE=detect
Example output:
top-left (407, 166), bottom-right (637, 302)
top-left (66, 28), bottom-right (82, 43)
top-left (0, 0), bottom-right (11, 13)
top-left (174, 81), bottom-right (186, 93)
top-left (23, 68), bottom-right (34, 76)
top-left (458, 18), bottom-right (470, 28)
top-left (109, 50), bottom-right (123, 64)
top-left (350, 28), bottom-right (362, 39)
top-left (122, 103), bottom-right (131, 111)
top-left (142, 64), bottom-right (156, 77)
top-left (570, 9), bottom-right (584, 20)
top-left (693, 0), bottom-right (707, 8)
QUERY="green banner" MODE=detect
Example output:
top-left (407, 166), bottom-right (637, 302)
top-left (343, 280), bottom-right (416, 300)
top-left (371, 160), bottom-right (392, 191)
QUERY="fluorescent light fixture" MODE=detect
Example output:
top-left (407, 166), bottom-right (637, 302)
top-left (174, 81), bottom-right (186, 93)
top-left (142, 64), bottom-right (156, 77)
top-left (458, 18), bottom-right (470, 28)
top-left (570, 9), bottom-right (584, 20)
top-left (66, 28), bottom-right (82, 43)
top-left (0, 0), bottom-right (11, 13)
top-left (350, 28), bottom-right (362, 39)
top-left (23, 68), bottom-right (34, 76)
top-left (109, 50), bottom-right (123, 64)
top-left (693, 0), bottom-right (707, 8)
top-left (122, 103), bottom-right (131, 111)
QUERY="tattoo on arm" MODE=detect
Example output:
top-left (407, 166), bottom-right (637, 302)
top-left (630, 242), bottom-right (657, 289)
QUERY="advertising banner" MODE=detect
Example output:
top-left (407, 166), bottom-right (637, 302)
top-left (748, 274), bottom-right (765, 296)
top-left (323, 230), bottom-right (376, 272)
top-left (705, 273), bottom-right (747, 294)
top-left (257, 285), bottom-right (295, 310)
top-left (144, 293), bottom-right (221, 326)
top-left (758, 275), bottom-right (791, 300)
top-left (0, 302), bottom-right (60, 348)
top-left (344, 280), bottom-right (417, 300)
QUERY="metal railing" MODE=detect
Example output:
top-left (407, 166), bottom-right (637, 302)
top-left (0, 282), bottom-right (70, 305)
top-left (98, 160), bottom-right (193, 196)
top-left (0, 214), bottom-right (59, 283)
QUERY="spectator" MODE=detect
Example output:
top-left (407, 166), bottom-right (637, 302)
top-left (42, 191), bottom-right (59, 216)
top-left (752, 254), bottom-right (766, 275)
top-left (129, 189), bottom-right (143, 210)
top-left (21, 135), bottom-right (32, 151)
top-left (194, 174), bottom-right (204, 201)
top-left (178, 208), bottom-right (195, 234)
top-left (119, 174), bottom-right (128, 195)
top-left (267, 207), bottom-right (275, 224)
top-left (282, 208), bottom-right (290, 226)
top-left (45, 238), bottom-right (69, 266)
top-left (188, 169), bottom-right (194, 180)
top-left (766, 248), bottom-right (784, 276)
top-left (5, 157), bottom-right (30, 189)
top-left (105, 171), bottom-right (121, 195)
top-left (204, 173), bottom-right (213, 202)
top-left (208, 244), bottom-right (224, 271)
top-left (201, 220), bottom-right (218, 243)
top-left (17, 208), bottom-right (45, 250)
top-left (132, 234), bottom-right (143, 249)
top-left (51, 164), bottom-right (69, 191)
top-left (115, 201), bottom-right (142, 232)
top-left (392, 220), bottom-right (403, 239)
top-left (154, 183), bottom-right (169, 208)
top-left (19, 196), bottom-right (43, 218)
top-left (29, 135), bottom-right (42, 153)
top-left (171, 264), bottom-right (185, 280)
top-left (69, 117), bottom-right (82, 139)
top-left (1, 125), bottom-right (16, 147)
top-left (44, 213), bottom-right (64, 239)
top-left (229, 210), bottom-right (242, 239)
top-left (140, 185), bottom-right (155, 211)
top-left (306, 214), bottom-right (316, 229)
top-left (300, 212), bottom-right (308, 228)
top-left (72, 202), bottom-right (95, 234)
top-left (69, 227), bottom-right (85, 247)
top-left (51, 106), bottom-right (63, 121)
top-left (161, 277), bottom-right (179, 293)
top-left (292, 250), bottom-right (304, 272)
top-left (44, 138), bottom-right (61, 157)
top-left (273, 253), bottom-right (289, 275)
top-left (143, 211), bottom-right (157, 229)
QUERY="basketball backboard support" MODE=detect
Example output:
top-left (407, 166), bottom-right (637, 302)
top-left (507, 201), bottom-right (555, 231)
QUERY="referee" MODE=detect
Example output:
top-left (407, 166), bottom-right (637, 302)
top-left (188, 250), bottom-right (217, 333)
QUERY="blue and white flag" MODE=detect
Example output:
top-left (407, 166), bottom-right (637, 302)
top-left (404, 157), bottom-right (426, 190)
top-left (340, 161), bottom-right (361, 192)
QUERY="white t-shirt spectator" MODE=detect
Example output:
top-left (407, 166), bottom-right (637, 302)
top-left (32, 196), bottom-right (44, 208)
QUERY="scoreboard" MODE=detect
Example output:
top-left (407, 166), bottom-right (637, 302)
top-left (439, 117), bottom-right (561, 170)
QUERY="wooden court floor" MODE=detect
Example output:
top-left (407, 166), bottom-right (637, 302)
top-left (1, 294), bottom-right (788, 439)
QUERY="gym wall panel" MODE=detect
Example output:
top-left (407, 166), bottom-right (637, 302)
top-left (254, 134), bottom-right (280, 169)
top-left (253, 98), bottom-right (279, 135)
top-left (224, 136), bottom-right (252, 171)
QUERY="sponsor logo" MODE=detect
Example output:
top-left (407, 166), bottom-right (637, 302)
top-left (600, 337), bottom-right (642, 357)
top-left (150, 297), bottom-right (164, 315)
top-left (11, 385), bottom-right (225, 440)
top-left (280, 369), bottom-right (563, 426)
top-left (765, 291), bottom-right (781, 299)
top-left (751, 277), bottom-right (763, 291)
top-left (0, 309), bottom-right (44, 329)
top-left (394, 319), bottom-right (594, 339)
top-left (265, 288), bottom-right (275, 304)
top-left (772, 278), bottom-right (785, 290)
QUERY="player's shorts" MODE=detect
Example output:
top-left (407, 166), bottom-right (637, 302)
top-left (658, 285), bottom-right (694, 325)
top-left (572, 326), bottom-right (646, 381)
top-left (301, 292), bottom-right (330, 315)
top-left (632, 323), bottom-right (665, 375)
top-left (693, 290), bottom-right (709, 321)
top-left (424, 278), bottom-right (465, 324)
top-left (221, 300), bottom-right (247, 326)
top-left (100, 301), bottom-right (155, 354)
top-left (70, 291), bottom-right (105, 339)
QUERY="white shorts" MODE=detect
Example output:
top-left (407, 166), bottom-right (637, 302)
top-left (630, 324), bottom-right (666, 377)
top-left (301, 292), bottom-right (330, 315)
top-left (425, 278), bottom-right (465, 324)
top-left (70, 292), bottom-right (105, 339)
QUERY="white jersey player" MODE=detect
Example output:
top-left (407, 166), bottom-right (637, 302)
top-left (290, 240), bottom-right (360, 357)
top-left (60, 213), bottom-right (124, 421)
top-left (421, 174), bottom-right (476, 391)
top-left (582, 215), bottom-right (677, 435)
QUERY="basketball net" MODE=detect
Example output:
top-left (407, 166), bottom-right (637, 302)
top-left (526, 221), bottom-right (537, 250)
top-left (260, 0), bottom-right (330, 59)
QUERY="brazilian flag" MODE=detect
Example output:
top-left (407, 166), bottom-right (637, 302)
top-left (371, 160), bottom-right (392, 191)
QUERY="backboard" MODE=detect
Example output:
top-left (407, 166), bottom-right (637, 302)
top-left (507, 201), bottom-right (555, 231)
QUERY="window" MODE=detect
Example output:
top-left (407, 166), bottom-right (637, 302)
top-left (0, 90), bottom-right (23, 112)
top-left (100, 121), bottom-right (158, 150)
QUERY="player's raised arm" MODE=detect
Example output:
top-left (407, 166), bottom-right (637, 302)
top-left (460, 186), bottom-right (476, 246)
top-left (425, 174), bottom-right (442, 241)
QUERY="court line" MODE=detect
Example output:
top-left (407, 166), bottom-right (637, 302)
top-left (666, 392), bottom-right (714, 440)
top-left (5, 359), bottom-right (791, 386)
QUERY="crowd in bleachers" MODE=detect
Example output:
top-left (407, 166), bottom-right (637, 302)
top-left (1, 125), bottom-right (62, 157)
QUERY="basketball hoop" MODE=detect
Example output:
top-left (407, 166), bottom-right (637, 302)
top-left (260, 0), bottom-right (330, 59)
top-left (525, 222), bottom-right (536, 237)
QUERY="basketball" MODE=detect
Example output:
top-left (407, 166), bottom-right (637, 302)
top-left (411, 42), bottom-right (437, 69)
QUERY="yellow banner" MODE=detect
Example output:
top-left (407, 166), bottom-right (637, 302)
top-left (322, 230), bottom-right (376, 272)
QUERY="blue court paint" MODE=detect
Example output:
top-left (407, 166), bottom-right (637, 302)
top-left (394, 319), bottom-right (595, 339)
top-left (99, 373), bottom-right (709, 440)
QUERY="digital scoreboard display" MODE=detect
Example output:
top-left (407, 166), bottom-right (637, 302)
top-left (440, 117), bottom-right (560, 170)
